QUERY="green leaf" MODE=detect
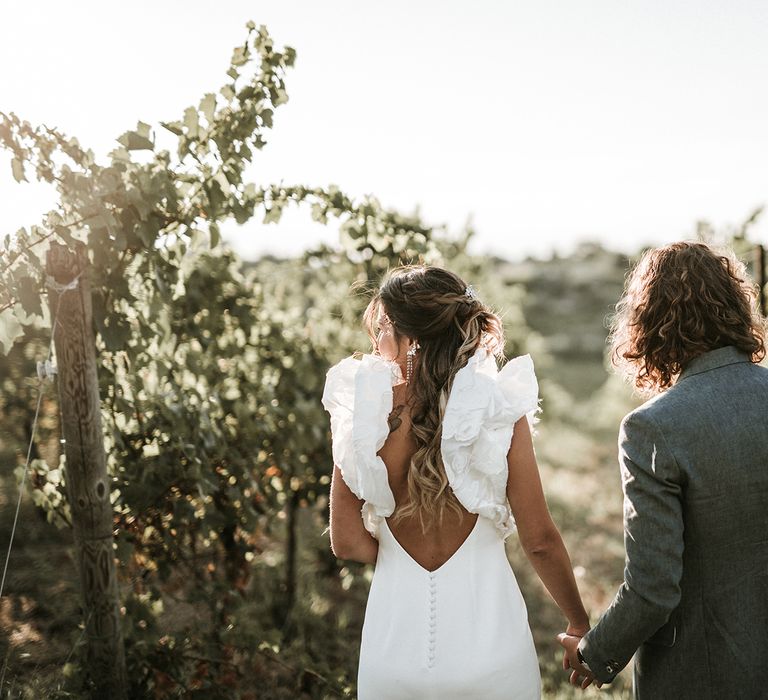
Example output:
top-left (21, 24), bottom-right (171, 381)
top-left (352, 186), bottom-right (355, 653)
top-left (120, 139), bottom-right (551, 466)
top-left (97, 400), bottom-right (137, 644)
top-left (311, 202), bottom-right (328, 224)
top-left (117, 129), bottom-right (154, 151)
top-left (205, 180), bottom-right (225, 218)
top-left (108, 146), bottom-right (132, 163)
top-left (200, 94), bottom-right (216, 122)
top-left (231, 46), bottom-right (248, 67)
top-left (11, 157), bottom-right (26, 182)
top-left (263, 204), bottom-right (283, 225)
top-left (210, 222), bottom-right (221, 248)
top-left (18, 275), bottom-right (43, 318)
top-left (0, 307), bottom-right (24, 355)
top-left (273, 88), bottom-right (289, 106)
top-left (100, 313), bottom-right (132, 351)
top-left (161, 121), bottom-right (184, 136)
top-left (136, 121), bottom-right (152, 138)
top-left (183, 107), bottom-right (199, 139)
top-left (53, 225), bottom-right (75, 244)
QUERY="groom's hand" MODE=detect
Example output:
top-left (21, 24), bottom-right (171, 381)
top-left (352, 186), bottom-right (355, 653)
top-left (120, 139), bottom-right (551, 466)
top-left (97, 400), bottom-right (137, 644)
top-left (556, 632), bottom-right (601, 690)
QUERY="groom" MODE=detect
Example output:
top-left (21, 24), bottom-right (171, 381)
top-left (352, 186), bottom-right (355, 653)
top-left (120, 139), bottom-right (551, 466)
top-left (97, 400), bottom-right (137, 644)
top-left (558, 242), bottom-right (768, 698)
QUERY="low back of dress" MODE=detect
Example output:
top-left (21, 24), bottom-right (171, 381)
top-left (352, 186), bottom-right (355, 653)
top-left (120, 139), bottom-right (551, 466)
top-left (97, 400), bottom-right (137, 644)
top-left (321, 345), bottom-right (543, 699)
top-left (375, 391), bottom-right (480, 573)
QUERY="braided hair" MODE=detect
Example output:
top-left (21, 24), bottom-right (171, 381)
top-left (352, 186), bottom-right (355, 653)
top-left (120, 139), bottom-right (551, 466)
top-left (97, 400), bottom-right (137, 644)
top-left (362, 264), bottom-right (506, 533)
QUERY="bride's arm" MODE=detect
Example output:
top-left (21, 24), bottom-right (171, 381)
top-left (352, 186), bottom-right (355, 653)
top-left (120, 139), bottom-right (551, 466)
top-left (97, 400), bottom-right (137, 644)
top-left (506, 417), bottom-right (590, 634)
top-left (328, 463), bottom-right (379, 565)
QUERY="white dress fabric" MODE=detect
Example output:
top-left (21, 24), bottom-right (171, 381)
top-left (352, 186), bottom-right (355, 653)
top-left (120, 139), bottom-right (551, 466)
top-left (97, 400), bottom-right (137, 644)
top-left (321, 345), bottom-right (542, 699)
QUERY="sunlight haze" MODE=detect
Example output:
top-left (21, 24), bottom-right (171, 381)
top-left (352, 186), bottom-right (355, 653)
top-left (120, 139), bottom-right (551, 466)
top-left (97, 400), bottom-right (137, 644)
top-left (2, 0), bottom-right (767, 261)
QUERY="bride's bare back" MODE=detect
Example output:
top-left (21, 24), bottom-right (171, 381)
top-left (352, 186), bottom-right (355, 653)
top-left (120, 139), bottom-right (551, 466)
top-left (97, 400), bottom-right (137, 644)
top-left (378, 382), bottom-right (479, 573)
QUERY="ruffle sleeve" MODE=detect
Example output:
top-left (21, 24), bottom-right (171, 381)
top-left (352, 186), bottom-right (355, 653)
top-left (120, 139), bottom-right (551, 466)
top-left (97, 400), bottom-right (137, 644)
top-left (440, 346), bottom-right (540, 539)
top-left (320, 353), bottom-right (403, 539)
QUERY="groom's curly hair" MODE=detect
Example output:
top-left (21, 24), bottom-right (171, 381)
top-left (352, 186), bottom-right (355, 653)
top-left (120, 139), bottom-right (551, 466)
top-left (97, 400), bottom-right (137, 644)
top-left (609, 241), bottom-right (766, 393)
top-left (361, 264), bottom-right (506, 534)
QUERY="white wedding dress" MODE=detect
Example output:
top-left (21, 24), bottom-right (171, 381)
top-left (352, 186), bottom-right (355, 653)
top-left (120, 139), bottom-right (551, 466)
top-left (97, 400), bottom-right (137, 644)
top-left (321, 345), bottom-right (542, 699)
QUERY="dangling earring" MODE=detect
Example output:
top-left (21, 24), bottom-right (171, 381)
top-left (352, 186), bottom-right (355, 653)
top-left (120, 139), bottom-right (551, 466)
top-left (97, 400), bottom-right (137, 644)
top-left (406, 342), bottom-right (419, 385)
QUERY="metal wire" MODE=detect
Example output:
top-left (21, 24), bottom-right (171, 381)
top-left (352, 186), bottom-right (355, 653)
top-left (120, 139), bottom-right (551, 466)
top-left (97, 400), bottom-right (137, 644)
top-left (0, 270), bottom-right (82, 693)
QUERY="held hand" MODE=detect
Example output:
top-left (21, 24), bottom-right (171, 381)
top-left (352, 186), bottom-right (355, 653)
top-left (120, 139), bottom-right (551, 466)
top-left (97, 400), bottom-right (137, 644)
top-left (565, 621), bottom-right (590, 638)
top-left (556, 632), bottom-right (600, 690)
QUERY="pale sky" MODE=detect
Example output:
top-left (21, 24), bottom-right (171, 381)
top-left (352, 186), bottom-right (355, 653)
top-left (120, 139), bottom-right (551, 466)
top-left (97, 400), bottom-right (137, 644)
top-left (2, 1), bottom-right (767, 261)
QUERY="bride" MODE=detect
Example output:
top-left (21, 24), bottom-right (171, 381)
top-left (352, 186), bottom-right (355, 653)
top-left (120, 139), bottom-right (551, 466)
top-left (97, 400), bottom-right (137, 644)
top-left (321, 264), bottom-right (591, 698)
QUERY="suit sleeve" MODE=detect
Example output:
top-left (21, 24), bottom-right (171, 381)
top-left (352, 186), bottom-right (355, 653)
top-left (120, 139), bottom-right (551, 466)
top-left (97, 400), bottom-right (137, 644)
top-left (578, 409), bottom-right (685, 683)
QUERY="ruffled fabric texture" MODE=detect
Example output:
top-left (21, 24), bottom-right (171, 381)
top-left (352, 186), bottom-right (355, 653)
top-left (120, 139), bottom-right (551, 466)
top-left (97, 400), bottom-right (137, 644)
top-left (321, 345), bottom-right (540, 541)
top-left (321, 353), bottom-right (404, 539)
top-left (440, 345), bottom-right (540, 540)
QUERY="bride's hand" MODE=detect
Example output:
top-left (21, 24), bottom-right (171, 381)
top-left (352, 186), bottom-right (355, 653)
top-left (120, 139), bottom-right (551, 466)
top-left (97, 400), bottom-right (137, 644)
top-left (557, 632), bottom-right (599, 690)
top-left (565, 621), bottom-right (590, 638)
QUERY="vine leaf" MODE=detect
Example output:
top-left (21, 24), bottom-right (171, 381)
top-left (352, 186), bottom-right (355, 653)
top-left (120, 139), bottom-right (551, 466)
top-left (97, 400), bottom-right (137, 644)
top-left (11, 157), bottom-right (26, 182)
top-left (18, 275), bottom-right (43, 318)
top-left (0, 307), bottom-right (23, 354)
top-left (200, 93), bottom-right (217, 123)
top-left (160, 121), bottom-right (183, 136)
top-left (210, 222), bottom-right (221, 248)
top-left (117, 121), bottom-right (154, 151)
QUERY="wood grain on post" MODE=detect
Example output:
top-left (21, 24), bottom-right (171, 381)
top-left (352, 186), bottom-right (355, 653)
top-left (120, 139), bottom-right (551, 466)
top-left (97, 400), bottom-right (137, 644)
top-left (46, 241), bottom-right (127, 699)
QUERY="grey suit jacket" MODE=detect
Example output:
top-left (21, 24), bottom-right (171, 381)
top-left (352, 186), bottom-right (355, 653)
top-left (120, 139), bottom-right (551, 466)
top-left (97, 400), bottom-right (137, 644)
top-left (579, 346), bottom-right (768, 699)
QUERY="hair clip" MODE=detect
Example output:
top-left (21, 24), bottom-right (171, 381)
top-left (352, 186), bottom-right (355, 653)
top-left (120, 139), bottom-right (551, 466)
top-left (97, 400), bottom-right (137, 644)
top-left (464, 284), bottom-right (478, 300)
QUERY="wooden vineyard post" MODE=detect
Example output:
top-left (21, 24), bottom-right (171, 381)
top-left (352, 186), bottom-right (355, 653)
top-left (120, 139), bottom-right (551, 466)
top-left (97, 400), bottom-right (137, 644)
top-left (46, 241), bottom-right (127, 699)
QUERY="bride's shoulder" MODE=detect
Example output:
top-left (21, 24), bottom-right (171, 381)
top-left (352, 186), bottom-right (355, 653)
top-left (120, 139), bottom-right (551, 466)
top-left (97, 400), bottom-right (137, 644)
top-left (320, 352), bottom-right (400, 538)
top-left (442, 347), bottom-right (541, 443)
top-left (321, 352), bottom-right (402, 412)
top-left (439, 346), bottom-right (542, 538)
top-left (496, 353), bottom-right (540, 422)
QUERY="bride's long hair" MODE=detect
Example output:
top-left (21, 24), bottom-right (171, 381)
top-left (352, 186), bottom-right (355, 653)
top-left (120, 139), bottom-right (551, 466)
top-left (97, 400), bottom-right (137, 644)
top-left (362, 265), bottom-right (506, 533)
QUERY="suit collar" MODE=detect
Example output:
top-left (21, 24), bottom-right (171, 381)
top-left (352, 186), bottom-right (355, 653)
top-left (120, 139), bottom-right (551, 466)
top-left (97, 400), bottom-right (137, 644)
top-left (677, 345), bottom-right (752, 382)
